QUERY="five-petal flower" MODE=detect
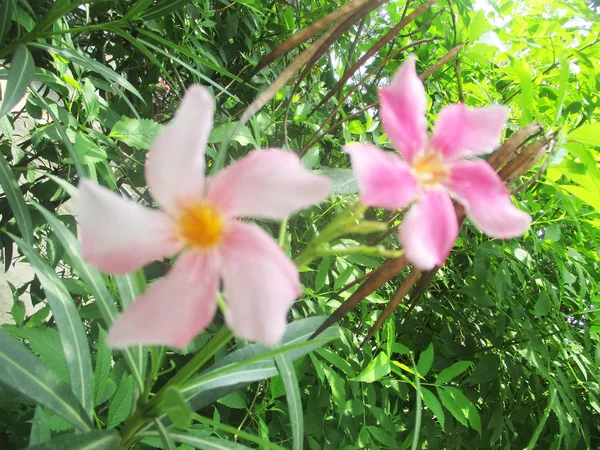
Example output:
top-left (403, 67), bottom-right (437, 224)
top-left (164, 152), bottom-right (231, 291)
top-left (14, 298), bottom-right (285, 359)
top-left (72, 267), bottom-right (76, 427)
top-left (346, 56), bottom-right (531, 269)
top-left (77, 86), bottom-right (331, 349)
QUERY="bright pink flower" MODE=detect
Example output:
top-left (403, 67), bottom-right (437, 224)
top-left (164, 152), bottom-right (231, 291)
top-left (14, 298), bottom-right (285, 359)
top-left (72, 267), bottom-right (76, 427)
top-left (346, 56), bottom-right (531, 270)
top-left (77, 86), bottom-right (331, 349)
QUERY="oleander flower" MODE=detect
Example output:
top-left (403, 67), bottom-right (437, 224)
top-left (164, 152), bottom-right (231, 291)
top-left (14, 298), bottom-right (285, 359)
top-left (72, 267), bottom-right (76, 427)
top-left (77, 86), bottom-right (331, 349)
top-left (346, 56), bottom-right (531, 269)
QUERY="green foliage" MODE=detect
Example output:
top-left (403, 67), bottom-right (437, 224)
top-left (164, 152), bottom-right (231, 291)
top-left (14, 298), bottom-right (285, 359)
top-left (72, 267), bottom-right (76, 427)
top-left (0, 0), bottom-right (598, 449)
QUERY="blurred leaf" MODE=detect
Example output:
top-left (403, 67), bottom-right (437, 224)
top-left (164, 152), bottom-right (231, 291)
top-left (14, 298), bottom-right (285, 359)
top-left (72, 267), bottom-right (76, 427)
top-left (275, 354), bottom-right (303, 450)
top-left (0, 0), bottom-right (12, 45)
top-left (30, 406), bottom-right (51, 446)
top-left (320, 168), bottom-right (358, 194)
top-left (142, 0), bottom-right (190, 21)
top-left (163, 386), bottom-right (193, 429)
top-left (0, 44), bottom-right (34, 118)
top-left (27, 430), bottom-right (119, 450)
top-left (568, 123), bottom-right (600, 147)
top-left (0, 328), bottom-right (91, 431)
top-left (0, 152), bottom-right (33, 244)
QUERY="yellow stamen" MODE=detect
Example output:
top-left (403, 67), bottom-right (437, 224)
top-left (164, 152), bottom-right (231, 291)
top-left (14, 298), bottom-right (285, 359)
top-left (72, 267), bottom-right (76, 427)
top-left (178, 203), bottom-right (224, 248)
top-left (412, 151), bottom-right (449, 188)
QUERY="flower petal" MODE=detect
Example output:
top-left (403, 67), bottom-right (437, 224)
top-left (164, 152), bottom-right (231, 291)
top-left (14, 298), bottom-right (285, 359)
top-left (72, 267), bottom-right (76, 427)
top-left (207, 149), bottom-right (331, 220)
top-left (107, 252), bottom-right (219, 349)
top-left (430, 104), bottom-right (508, 159)
top-left (447, 160), bottom-right (531, 238)
top-left (345, 143), bottom-right (417, 210)
top-left (77, 180), bottom-right (181, 274)
top-left (399, 190), bottom-right (458, 270)
top-left (379, 56), bottom-right (428, 161)
top-left (219, 222), bottom-right (301, 346)
top-left (145, 85), bottom-right (214, 214)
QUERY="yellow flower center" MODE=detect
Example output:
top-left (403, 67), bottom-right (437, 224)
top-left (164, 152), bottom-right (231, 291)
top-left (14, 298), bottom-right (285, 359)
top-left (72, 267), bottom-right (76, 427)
top-left (177, 203), bottom-right (224, 249)
top-left (412, 151), bottom-right (449, 188)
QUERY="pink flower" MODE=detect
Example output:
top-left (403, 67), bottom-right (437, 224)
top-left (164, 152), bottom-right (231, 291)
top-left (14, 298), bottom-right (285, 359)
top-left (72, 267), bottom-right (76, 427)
top-left (77, 86), bottom-right (331, 349)
top-left (346, 57), bottom-right (531, 270)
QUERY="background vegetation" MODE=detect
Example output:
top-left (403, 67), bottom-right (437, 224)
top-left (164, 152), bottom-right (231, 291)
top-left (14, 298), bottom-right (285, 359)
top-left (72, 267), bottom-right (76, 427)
top-left (0, 0), bottom-right (598, 448)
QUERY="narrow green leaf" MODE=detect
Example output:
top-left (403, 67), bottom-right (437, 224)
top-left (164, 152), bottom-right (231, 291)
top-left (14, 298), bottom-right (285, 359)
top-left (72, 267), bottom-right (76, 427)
top-left (443, 386), bottom-right (482, 434)
top-left (0, 0), bottom-right (13, 45)
top-left (30, 43), bottom-right (143, 101)
top-left (169, 431), bottom-right (253, 449)
top-left (435, 361), bottom-right (474, 385)
top-left (93, 325), bottom-right (112, 406)
top-left (45, 174), bottom-right (78, 198)
top-left (274, 354), bottom-right (303, 450)
top-left (352, 352), bottom-right (390, 382)
top-left (163, 386), bottom-right (193, 429)
top-left (412, 358), bottom-right (422, 450)
top-left (0, 328), bottom-right (91, 431)
top-left (142, 0), bottom-right (190, 21)
top-left (124, 0), bottom-right (155, 19)
top-left (30, 406), bottom-right (51, 446)
top-left (108, 375), bottom-right (134, 429)
top-left (416, 343), bottom-right (434, 377)
top-left (0, 152), bottom-right (33, 244)
top-left (10, 234), bottom-right (93, 419)
top-left (33, 203), bottom-right (145, 389)
top-left (421, 387), bottom-right (445, 430)
top-left (154, 418), bottom-right (177, 450)
top-left (0, 44), bottom-right (34, 118)
top-left (27, 430), bottom-right (119, 450)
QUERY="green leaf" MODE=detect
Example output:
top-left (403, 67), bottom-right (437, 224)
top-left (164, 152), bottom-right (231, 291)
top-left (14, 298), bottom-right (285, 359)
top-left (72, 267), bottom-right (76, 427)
top-left (10, 234), bottom-right (93, 419)
top-left (421, 387), bottom-right (445, 430)
top-left (31, 43), bottom-right (143, 101)
top-left (168, 431), bottom-right (253, 449)
top-left (444, 386), bottom-right (481, 434)
top-left (142, 0), bottom-right (191, 21)
top-left (568, 122), bottom-right (600, 147)
top-left (469, 10), bottom-right (489, 43)
top-left (436, 386), bottom-right (468, 427)
top-left (216, 391), bottom-right (247, 409)
top-left (533, 292), bottom-right (551, 317)
top-left (74, 132), bottom-right (107, 164)
top-left (154, 418), bottom-right (177, 450)
top-left (321, 364), bottom-right (346, 413)
top-left (0, 152), bottom-right (33, 244)
top-left (110, 117), bottom-right (163, 150)
top-left (27, 430), bottom-right (119, 450)
top-left (33, 203), bottom-right (145, 390)
top-left (416, 343), bottom-right (434, 377)
top-left (435, 361), bottom-right (474, 385)
top-left (275, 354), bottom-right (303, 450)
top-left (0, 44), bottom-right (34, 118)
top-left (0, 0), bottom-right (13, 45)
top-left (348, 120), bottom-right (365, 134)
top-left (107, 375), bottom-right (134, 429)
top-left (320, 168), bottom-right (358, 194)
top-left (352, 352), bottom-right (390, 383)
top-left (0, 328), bottom-right (91, 431)
top-left (93, 325), bottom-right (112, 406)
top-left (367, 426), bottom-right (397, 448)
top-left (163, 386), bottom-right (193, 429)
top-left (30, 406), bottom-right (51, 446)
top-left (315, 256), bottom-right (330, 292)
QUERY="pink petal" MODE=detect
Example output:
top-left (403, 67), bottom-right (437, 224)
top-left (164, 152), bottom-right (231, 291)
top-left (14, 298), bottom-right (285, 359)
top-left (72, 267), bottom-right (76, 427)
top-left (447, 160), bottom-right (531, 238)
top-left (219, 221), bottom-right (301, 346)
top-left (430, 104), bottom-right (508, 159)
top-left (77, 180), bottom-right (181, 274)
top-left (145, 85), bottom-right (214, 214)
top-left (345, 143), bottom-right (417, 210)
top-left (399, 190), bottom-right (458, 270)
top-left (207, 149), bottom-right (331, 220)
top-left (107, 252), bottom-right (219, 349)
top-left (379, 56), bottom-right (428, 161)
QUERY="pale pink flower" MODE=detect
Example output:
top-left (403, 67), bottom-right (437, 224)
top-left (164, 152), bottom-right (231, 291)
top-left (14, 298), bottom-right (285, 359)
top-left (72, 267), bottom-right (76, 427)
top-left (346, 57), bottom-right (531, 270)
top-left (77, 86), bottom-right (331, 349)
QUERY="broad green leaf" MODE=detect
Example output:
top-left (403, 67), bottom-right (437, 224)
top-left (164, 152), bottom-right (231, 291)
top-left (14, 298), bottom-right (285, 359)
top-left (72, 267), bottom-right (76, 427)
top-left (320, 168), bottom-right (358, 194)
top-left (275, 354), bottom-right (303, 450)
top-left (444, 386), bottom-right (481, 434)
top-left (34, 203), bottom-right (145, 389)
top-left (0, 328), bottom-right (91, 431)
top-left (533, 292), bottom-right (551, 317)
top-left (31, 43), bottom-right (143, 101)
top-left (321, 364), bottom-right (346, 413)
top-left (110, 117), bottom-right (163, 150)
top-left (416, 343), bottom-right (434, 377)
top-left (27, 430), bottom-right (119, 450)
top-left (10, 234), bottom-right (93, 419)
top-left (568, 123), bottom-right (600, 147)
top-left (421, 387), bottom-right (445, 430)
top-left (367, 426), bottom-right (396, 448)
top-left (163, 386), bottom-right (193, 429)
top-left (348, 120), bottom-right (365, 134)
top-left (0, 152), bottom-right (33, 244)
top-left (435, 361), bottom-right (474, 385)
top-left (30, 407), bottom-right (51, 446)
top-left (469, 10), bottom-right (489, 42)
top-left (107, 375), bottom-right (134, 429)
top-left (352, 352), bottom-right (390, 382)
top-left (0, 44), bottom-right (34, 118)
